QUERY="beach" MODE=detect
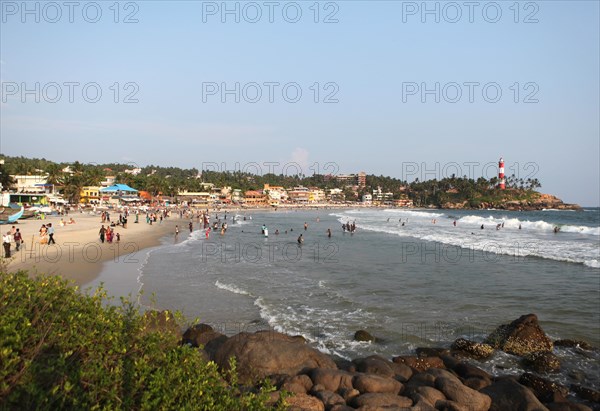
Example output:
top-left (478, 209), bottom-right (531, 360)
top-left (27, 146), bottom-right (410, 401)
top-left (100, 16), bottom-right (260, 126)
top-left (5, 211), bottom-right (178, 285)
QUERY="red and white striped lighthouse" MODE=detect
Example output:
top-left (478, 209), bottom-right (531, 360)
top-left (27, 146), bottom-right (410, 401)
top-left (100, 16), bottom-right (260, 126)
top-left (498, 157), bottom-right (505, 189)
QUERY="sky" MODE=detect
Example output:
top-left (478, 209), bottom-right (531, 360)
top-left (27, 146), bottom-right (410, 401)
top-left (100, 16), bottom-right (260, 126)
top-left (1, 1), bottom-right (598, 206)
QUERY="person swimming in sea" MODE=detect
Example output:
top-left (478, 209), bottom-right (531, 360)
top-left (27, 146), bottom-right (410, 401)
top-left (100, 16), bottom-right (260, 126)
top-left (297, 234), bottom-right (304, 244)
top-left (481, 224), bottom-right (484, 230)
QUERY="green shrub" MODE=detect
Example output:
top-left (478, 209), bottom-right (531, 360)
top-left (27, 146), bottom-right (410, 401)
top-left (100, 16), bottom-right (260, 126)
top-left (0, 271), bottom-right (283, 410)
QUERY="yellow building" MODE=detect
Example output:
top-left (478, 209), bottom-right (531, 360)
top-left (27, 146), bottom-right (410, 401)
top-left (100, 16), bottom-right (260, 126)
top-left (80, 186), bottom-right (102, 204)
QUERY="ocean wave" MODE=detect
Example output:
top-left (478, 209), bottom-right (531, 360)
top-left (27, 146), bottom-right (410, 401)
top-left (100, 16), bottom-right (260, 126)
top-left (459, 215), bottom-right (599, 236)
top-left (215, 280), bottom-right (251, 296)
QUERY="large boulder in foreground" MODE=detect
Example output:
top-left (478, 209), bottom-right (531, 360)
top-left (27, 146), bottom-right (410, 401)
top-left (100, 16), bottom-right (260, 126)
top-left (484, 314), bottom-right (553, 356)
top-left (213, 330), bottom-right (336, 383)
top-left (481, 377), bottom-right (549, 411)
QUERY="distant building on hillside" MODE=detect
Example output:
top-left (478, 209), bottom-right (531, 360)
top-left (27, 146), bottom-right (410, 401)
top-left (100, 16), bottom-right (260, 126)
top-left (325, 171), bottom-right (367, 188)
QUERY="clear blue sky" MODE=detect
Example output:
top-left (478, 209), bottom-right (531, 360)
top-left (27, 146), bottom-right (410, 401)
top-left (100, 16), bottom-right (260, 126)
top-left (1, 1), bottom-right (598, 205)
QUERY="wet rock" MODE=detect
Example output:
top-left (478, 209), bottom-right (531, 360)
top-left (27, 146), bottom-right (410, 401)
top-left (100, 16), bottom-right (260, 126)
top-left (519, 372), bottom-right (568, 403)
top-left (309, 368), bottom-right (355, 392)
top-left (416, 347), bottom-right (450, 357)
top-left (481, 377), bottom-right (550, 411)
top-left (353, 355), bottom-right (395, 378)
top-left (392, 355), bottom-right (445, 372)
top-left (286, 393), bottom-right (325, 411)
top-left (214, 331), bottom-right (337, 383)
top-left (451, 338), bottom-right (495, 360)
top-left (354, 330), bottom-right (375, 342)
top-left (452, 362), bottom-right (492, 381)
top-left (522, 351), bottom-right (561, 373)
top-left (484, 314), bottom-right (553, 356)
top-left (353, 374), bottom-right (403, 394)
top-left (349, 393), bottom-right (413, 409)
top-left (181, 323), bottom-right (214, 346)
top-left (434, 377), bottom-right (492, 411)
top-left (571, 385), bottom-right (600, 403)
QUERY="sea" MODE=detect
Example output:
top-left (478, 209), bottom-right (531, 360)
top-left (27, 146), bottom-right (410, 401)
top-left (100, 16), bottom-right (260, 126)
top-left (96, 207), bottom-right (600, 388)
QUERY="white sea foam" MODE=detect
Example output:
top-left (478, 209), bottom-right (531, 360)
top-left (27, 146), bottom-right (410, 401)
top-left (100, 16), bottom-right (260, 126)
top-left (215, 280), bottom-right (251, 296)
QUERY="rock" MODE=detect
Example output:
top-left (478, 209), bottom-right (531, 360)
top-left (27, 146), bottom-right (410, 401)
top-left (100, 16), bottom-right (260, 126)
top-left (410, 386), bottom-right (446, 406)
top-left (312, 390), bottom-right (346, 409)
top-left (392, 355), bottom-right (445, 372)
top-left (411, 399), bottom-right (438, 411)
top-left (484, 314), bottom-right (553, 356)
top-left (181, 323), bottom-right (214, 346)
top-left (284, 382), bottom-right (309, 395)
top-left (338, 387), bottom-right (360, 402)
top-left (353, 355), bottom-right (395, 378)
top-left (435, 399), bottom-right (471, 411)
top-left (352, 374), bottom-right (403, 394)
top-left (285, 374), bottom-right (314, 393)
top-left (481, 377), bottom-right (550, 411)
top-left (201, 332), bottom-right (229, 359)
top-left (519, 372), bottom-right (568, 403)
top-left (571, 385), bottom-right (600, 403)
top-left (350, 393), bottom-right (413, 409)
top-left (554, 340), bottom-right (594, 350)
top-left (451, 338), bottom-right (495, 360)
top-left (452, 362), bottom-right (492, 381)
top-left (391, 362), bottom-right (413, 383)
top-left (416, 347), bottom-right (450, 357)
top-left (329, 405), bottom-right (355, 411)
top-left (265, 390), bottom-right (283, 407)
top-left (463, 377), bottom-right (491, 391)
top-left (309, 368), bottom-right (355, 392)
top-left (354, 330), bottom-right (375, 342)
top-left (546, 402), bottom-right (593, 411)
top-left (404, 372), bottom-right (437, 395)
top-left (286, 393), bottom-right (326, 411)
top-left (434, 377), bottom-right (491, 411)
top-left (522, 351), bottom-right (561, 373)
top-left (142, 310), bottom-right (182, 338)
top-left (213, 331), bottom-right (337, 384)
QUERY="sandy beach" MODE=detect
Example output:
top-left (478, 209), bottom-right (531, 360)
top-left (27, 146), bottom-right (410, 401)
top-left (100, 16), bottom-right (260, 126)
top-left (5, 212), bottom-right (179, 286)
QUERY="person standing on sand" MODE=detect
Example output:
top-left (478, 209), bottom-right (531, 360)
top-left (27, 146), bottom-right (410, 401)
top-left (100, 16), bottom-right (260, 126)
top-left (175, 225), bottom-right (179, 237)
top-left (47, 223), bottom-right (55, 244)
top-left (3, 231), bottom-right (12, 258)
top-left (189, 222), bottom-right (193, 233)
top-left (99, 225), bottom-right (106, 243)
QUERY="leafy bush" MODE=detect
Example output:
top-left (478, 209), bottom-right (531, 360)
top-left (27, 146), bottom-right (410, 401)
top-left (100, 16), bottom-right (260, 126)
top-left (0, 271), bottom-right (283, 410)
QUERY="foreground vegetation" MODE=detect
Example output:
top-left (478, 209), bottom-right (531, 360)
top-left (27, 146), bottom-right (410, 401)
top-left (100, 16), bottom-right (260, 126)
top-left (0, 270), bottom-right (281, 410)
